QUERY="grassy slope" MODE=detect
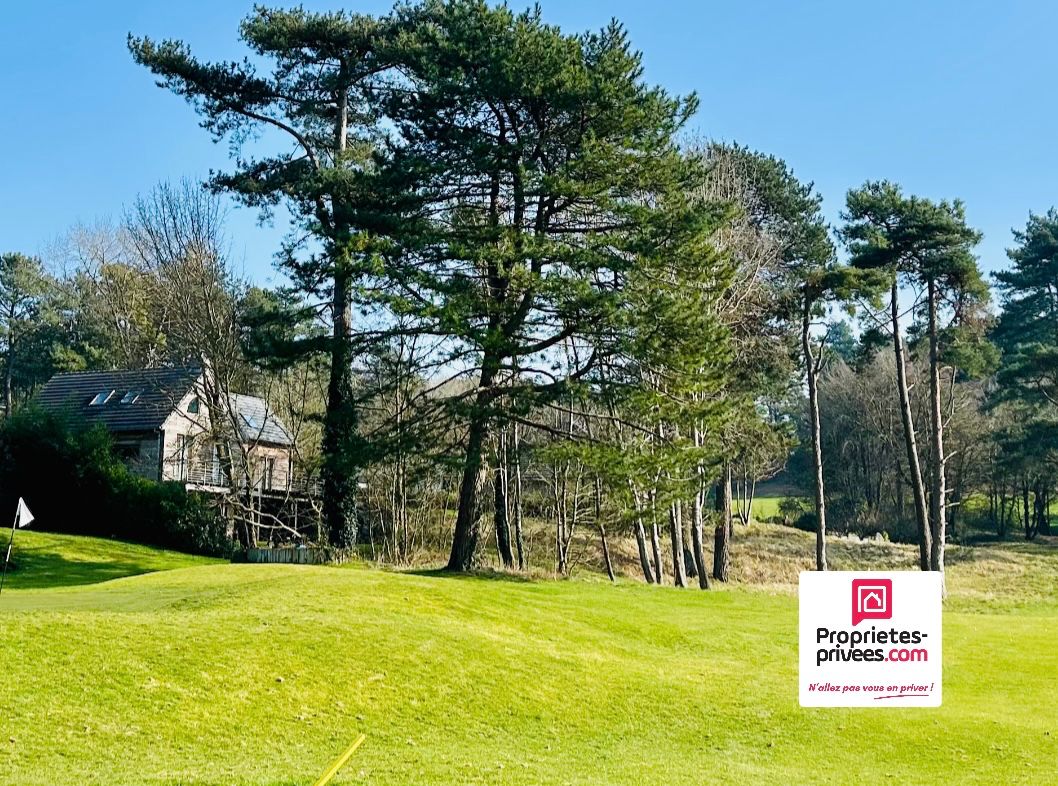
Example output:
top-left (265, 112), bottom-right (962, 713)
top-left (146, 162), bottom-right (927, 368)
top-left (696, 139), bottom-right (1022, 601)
top-left (0, 530), bottom-right (220, 590)
top-left (1, 524), bottom-right (1056, 785)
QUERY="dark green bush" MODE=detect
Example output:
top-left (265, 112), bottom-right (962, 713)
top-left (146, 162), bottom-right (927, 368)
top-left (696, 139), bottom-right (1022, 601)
top-left (0, 408), bottom-right (231, 557)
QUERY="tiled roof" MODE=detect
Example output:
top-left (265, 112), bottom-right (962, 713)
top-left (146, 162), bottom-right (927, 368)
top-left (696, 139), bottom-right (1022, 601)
top-left (35, 368), bottom-right (294, 447)
top-left (35, 367), bottom-right (201, 434)
top-left (229, 393), bottom-right (294, 447)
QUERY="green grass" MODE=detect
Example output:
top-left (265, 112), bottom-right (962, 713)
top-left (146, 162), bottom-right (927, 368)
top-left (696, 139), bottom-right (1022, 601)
top-left (0, 530), bottom-right (220, 590)
top-left (0, 528), bottom-right (1055, 785)
top-left (749, 494), bottom-right (789, 521)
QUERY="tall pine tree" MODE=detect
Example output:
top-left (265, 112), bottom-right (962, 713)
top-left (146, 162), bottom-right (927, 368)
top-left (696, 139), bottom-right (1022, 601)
top-left (130, 9), bottom-right (397, 546)
top-left (374, 2), bottom-right (705, 570)
top-left (843, 182), bottom-right (987, 576)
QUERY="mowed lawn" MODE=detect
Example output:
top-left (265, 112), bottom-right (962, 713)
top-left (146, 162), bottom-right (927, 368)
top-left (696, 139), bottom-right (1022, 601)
top-left (0, 530), bottom-right (219, 590)
top-left (0, 531), bottom-right (1056, 785)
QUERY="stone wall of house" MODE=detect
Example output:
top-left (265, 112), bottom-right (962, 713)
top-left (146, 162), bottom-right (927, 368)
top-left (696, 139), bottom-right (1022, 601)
top-left (160, 388), bottom-right (212, 483)
top-left (157, 389), bottom-right (296, 492)
top-left (247, 443), bottom-right (293, 492)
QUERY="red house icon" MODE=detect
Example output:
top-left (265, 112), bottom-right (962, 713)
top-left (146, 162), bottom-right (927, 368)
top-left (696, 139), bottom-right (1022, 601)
top-left (851, 579), bottom-right (893, 625)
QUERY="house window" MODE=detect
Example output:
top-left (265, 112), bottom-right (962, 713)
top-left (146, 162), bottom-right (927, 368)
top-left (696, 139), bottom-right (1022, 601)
top-left (262, 457), bottom-right (276, 491)
top-left (120, 390), bottom-right (141, 404)
top-left (89, 390), bottom-right (115, 406)
top-left (187, 397), bottom-right (200, 414)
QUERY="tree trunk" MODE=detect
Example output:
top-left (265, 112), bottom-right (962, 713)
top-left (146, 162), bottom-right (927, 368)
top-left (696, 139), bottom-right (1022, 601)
top-left (926, 279), bottom-right (947, 574)
top-left (691, 485), bottom-right (710, 590)
top-left (447, 360), bottom-right (497, 571)
top-left (669, 500), bottom-right (687, 588)
top-left (599, 523), bottom-right (616, 582)
top-left (555, 462), bottom-right (567, 575)
top-left (948, 488), bottom-right (960, 541)
top-left (1023, 479), bottom-right (1035, 540)
top-left (649, 500), bottom-right (665, 586)
top-left (594, 476), bottom-right (615, 582)
top-left (322, 262), bottom-right (359, 548)
top-left (3, 340), bottom-right (12, 418)
top-left (631, 486), bottom-right (655, 584)
top-left (712, 465), bottom-right (731, 582)
top-left (803, 300), bottom-right (827, 571)
top-left (635, 519), bottom-right (655, 583)
top-left (1032, 479), bottom-right (1045, 538)
top-left (512, 423), bottom-right (525, 570)
top-left (493, 441), bottom-right (514, 568)
top-left (890, 281), bottom-right (931, 570)
top-left (322, 94), bottom-right (358, 548)
top-left (712, 524), bottom-right (729, 583)
top-left (1041, 485), bottom-right (1052, 536)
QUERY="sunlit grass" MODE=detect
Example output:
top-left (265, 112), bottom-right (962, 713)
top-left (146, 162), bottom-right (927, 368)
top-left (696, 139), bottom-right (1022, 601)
top-left (0, 526), bottom-right (1055, 784)
top-left (0, 529), bottom-right (219, 590)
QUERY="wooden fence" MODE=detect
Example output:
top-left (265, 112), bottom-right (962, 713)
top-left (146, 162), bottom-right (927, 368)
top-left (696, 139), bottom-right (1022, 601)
top-left (243, 547), bottom-right (336, 565)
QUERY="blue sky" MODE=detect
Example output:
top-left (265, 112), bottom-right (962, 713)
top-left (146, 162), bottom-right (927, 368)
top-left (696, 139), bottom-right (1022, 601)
top-left (3, 0), bottom-right (1057, 284)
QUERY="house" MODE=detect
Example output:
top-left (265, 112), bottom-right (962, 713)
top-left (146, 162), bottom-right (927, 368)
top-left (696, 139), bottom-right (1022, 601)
top-left (35, 367), bottom-right (319, 498)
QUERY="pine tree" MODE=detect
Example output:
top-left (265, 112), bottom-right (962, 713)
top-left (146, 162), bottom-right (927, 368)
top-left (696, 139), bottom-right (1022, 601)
top-left (991, 209), bottom-right (1058, 538)
top-left (995, 209), bottom-right (1058, 402)
top-left (0, 253), bottom-right (60, 416)
top-left (373, 2), bottom-right (705, 571)
top-left (130, 9), bottom-right (396, 547)
top-left (843, 182), bottom-right (987, 575)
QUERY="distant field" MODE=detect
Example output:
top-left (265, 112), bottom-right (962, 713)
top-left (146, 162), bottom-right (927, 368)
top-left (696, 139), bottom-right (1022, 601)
top-left (0, 524), bottom-right (1055, 785)
top-left (749, 494), bottom-right (788, 521)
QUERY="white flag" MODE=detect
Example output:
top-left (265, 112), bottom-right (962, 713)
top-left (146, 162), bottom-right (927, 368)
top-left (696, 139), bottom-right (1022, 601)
top-left (15, 498), bottom-right (33, 528)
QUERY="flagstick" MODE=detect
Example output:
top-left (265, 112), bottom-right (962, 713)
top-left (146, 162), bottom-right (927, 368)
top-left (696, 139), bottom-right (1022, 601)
top-left (0, 511), bottom-right (18, 597)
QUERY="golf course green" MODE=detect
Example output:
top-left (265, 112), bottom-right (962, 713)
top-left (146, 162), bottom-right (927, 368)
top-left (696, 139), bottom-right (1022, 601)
top-left (0, 528), bottom-right (1054, 785)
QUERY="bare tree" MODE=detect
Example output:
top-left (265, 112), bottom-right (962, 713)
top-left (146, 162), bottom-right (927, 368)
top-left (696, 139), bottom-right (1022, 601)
top-left (125, 181), bottom-right (261, 543)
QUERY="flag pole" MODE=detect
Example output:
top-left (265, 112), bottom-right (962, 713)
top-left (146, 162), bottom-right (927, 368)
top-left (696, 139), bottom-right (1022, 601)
top-left (0, 508), bottom-right (18, 597)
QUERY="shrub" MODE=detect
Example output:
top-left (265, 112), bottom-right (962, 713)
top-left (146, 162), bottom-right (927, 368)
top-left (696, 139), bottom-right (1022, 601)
top-left (777, 497), bottom-right (809, 524)
top-left (0, 408), bottom-right (231, 557)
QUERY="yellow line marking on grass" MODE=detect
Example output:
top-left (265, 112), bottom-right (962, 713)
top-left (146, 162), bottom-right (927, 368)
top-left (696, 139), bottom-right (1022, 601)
top-left (312, 733), bottom-right (367, 786)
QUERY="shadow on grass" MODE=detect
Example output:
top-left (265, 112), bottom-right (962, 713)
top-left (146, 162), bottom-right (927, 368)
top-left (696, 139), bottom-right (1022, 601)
top-left (2, 551), bottom-right (161, 590)
top-left (404, 567), bottom-right (534, 584)
top-left (956, 532), bottom-right (1057, 550)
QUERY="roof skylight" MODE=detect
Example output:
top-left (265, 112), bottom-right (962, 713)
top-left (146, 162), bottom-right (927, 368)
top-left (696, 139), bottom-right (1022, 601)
top-left (89, 390), bottom-right (115, 406)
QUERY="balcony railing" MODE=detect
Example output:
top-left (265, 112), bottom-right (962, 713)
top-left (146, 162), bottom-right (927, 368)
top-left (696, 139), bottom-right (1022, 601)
top-left (177, 462), bottom-right (323, 498)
